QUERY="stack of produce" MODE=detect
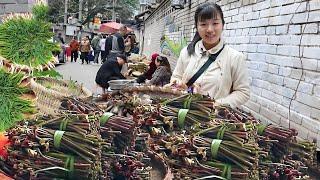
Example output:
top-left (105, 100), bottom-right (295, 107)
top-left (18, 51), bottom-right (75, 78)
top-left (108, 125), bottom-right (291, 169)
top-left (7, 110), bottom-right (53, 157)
top-left (194, 123), bottom-right (259, 148)
top-left (150, 132), bottom-right (251, 179)
top-left (128, 62), bottom-right (147, 77)
top-left (101, 149), bottom-right (152, 179)
top-left (95, 93), bottom-right (151, 178)
top-left (289, 140), bottom-right (317, 167)
top-left (99, 112), bottom-right (137, 153)
top-left (148, 93), bottom-right (314, 179)
top-left (1, 85), bottom-right (316, 180)
top-left (257, 124), bottom-right (297, 162)
top-left (60, 97), bottom-right (102, 115)
top-left (127, 54), bottom-right (147, 63)
top-left (161, 94), bottom-right (215, 112)
top-left (1, 113), bottom-right (103, 179)
top-left (37, 114), bottom-right (101, 139)
top-left (95, 92), bottom-right (136, 117)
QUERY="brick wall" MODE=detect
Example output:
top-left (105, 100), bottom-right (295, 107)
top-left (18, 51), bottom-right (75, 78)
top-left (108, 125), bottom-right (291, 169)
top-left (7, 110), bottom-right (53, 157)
top-left (222, 0), bottom-right (320, 148)
top-left (141, 0), bottom-right (320, 148)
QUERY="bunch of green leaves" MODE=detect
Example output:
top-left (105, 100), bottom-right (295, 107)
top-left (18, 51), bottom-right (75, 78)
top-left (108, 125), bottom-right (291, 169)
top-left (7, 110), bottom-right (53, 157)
top-left (32, 4), bottom-right (50, 22)
top-left (0, 15), bottom-right (60, 67)
top-left (164, 36), bottom-right (188, 57)
top-left (0, 69), bottom-right (35, 131)
top-left (67, 78), bottom-right (78, 91)
top-left (48, 0), bottom-right (139, 24)
top-left (33, 69), bottom-right (63, 79)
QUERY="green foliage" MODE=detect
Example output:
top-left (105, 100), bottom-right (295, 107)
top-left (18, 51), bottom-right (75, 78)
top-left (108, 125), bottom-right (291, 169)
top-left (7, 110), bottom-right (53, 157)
top-left (47, 0), bottom-right (139, 24)
top-left (32, 4), bottom-right (50, 22)
top-left (47, 0), bottom-right (64, 23)
top-left (0, 16), bottom-right (58, 67)
top-left (33, 69), bottom-right (63, 79)
top-left (0, 69), bottom-right (35, 131)
top-left (67, 79), bottom-right (78, 91)
top-left (117, 0), bottom-right (139, 21)
top-left (164, 36), bottom-right (188, 57)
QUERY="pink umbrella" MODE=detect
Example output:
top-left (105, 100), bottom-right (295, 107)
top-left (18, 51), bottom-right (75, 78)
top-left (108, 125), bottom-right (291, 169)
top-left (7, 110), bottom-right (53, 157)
top-left (99, 22), bottom-right (133, 34)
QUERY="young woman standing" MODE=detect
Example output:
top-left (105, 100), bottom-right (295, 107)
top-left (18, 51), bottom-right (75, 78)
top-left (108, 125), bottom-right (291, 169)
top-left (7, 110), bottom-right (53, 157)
top-left (170, 3), bottom-right (250, 108)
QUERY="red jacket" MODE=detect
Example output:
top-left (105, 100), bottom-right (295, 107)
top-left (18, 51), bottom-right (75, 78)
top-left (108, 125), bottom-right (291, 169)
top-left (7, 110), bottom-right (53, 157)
top-left (69, 39), bottom-right (79, 51)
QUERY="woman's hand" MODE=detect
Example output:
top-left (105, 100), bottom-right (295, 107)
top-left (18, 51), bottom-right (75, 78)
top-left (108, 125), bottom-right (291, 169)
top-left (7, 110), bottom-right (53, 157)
top-left (163, 80), bottom-right (176, 88)
top-left (127, 69), bottom-right (133, 75)
top-left (164, 80), bottom-right (187, 90)
top-left (212, 101), bottom-right (221, 108)
top-left (191, 83), bottom-right (201, 94)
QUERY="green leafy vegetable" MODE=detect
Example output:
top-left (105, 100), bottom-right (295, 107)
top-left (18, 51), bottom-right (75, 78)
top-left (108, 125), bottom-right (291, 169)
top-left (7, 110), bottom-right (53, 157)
top-left (0, 69), bottom-right (35, 131)
top-left (0, 15), bottom-right (59, 67)
top-left (33, 69), bottom-right (63, 79)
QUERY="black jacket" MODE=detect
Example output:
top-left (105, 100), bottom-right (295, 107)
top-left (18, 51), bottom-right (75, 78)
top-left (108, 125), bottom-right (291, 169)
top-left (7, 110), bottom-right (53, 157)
top-left (95, 59), bottom-right (125, 88)
top-left (105, 33), bottom-right (125, 56)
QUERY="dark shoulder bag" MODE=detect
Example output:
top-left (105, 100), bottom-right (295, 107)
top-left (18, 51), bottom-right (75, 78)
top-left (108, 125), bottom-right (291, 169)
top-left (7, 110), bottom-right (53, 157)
top-left (186, 45), bottom-right (225, 88)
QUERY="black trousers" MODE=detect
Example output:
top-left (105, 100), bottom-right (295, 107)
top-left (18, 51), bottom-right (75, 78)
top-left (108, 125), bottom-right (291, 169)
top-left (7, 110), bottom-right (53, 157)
top-left (80, 52), bottom-right (89, 64)
top-left (71, 51), bottom-right (78, 62)
top-left (94, 50), bottom-right (100, 63)
top-left (96, 76), bottom-right (123, 89)
top-left (101, 51), bottom-right (107, 63)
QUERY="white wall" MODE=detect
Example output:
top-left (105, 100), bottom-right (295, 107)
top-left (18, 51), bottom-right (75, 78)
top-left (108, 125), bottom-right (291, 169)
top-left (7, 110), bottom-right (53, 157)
top-left (142, 0), bottom-right (320, 148)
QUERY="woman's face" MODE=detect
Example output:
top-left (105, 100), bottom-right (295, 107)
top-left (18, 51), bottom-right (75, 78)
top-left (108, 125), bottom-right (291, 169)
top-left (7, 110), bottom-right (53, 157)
top-left (155, 59), bottom-right (160, 67)
top-left (197, 13), bottom-right (223, 49)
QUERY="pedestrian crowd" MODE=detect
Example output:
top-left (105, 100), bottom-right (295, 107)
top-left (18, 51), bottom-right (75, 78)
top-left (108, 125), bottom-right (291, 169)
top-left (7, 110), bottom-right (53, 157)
top-left (60, 25), bottom-right (139, 65)
top-left (53, 25), bottom-right (173, 94)
top-left (53, 2), bottom-right (250, 111)
top-left (94, 2), bottom-right (250, 108)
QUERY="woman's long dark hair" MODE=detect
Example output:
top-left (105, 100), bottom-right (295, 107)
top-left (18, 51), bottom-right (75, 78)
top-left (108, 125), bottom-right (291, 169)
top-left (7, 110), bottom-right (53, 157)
top-left (187, 3), bottom-right (225, 56)
top-left (129, 35), bottom-right (136, 50)
top-left (157, 56), bottom-right (171, 73)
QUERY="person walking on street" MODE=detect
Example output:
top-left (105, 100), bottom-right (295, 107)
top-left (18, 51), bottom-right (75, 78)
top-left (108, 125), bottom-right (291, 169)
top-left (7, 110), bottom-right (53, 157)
top-left (99, 35), bottom-right (107, 63)
top-left (69, 37), bottom-right (80, 62)
top-left (79, 37), bottom-right (91, 64)
top-left (91, 33), bottom-right (102, 64)
top-left (54, 32), bottom-right (65, 44)
top-left (105, 25), bottom-right (127, 60)
top-left (168, 3), bottom-right (250, 108)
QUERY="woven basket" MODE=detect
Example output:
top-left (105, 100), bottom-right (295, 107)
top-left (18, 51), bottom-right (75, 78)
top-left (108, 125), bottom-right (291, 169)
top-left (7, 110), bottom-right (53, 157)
top-left (29, 77), bottom-right (92, 115)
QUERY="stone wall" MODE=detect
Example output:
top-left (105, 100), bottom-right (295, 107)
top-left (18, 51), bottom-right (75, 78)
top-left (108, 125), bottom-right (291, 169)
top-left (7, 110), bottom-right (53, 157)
top-left (141, 0), bottom-right (320, 147)
top-left (0, 0), bottom-right (47, 16)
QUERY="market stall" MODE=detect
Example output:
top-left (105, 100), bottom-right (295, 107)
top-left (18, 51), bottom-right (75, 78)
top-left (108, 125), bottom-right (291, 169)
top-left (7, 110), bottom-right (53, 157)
top-left (0, 4), bottom-right (318, 180)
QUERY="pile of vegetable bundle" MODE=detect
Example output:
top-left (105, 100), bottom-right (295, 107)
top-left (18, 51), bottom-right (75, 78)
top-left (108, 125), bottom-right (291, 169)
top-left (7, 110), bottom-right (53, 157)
top-left (0, 87), bottom-right (317, 180)
top-left (2, 117), bottom-right (102, 179)
top-left (60, 97), bottom-right (102, 115)
top-left (99, 112), bottom-right (137, 153)
top-left (101, 151), bottom-right (152, 179)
